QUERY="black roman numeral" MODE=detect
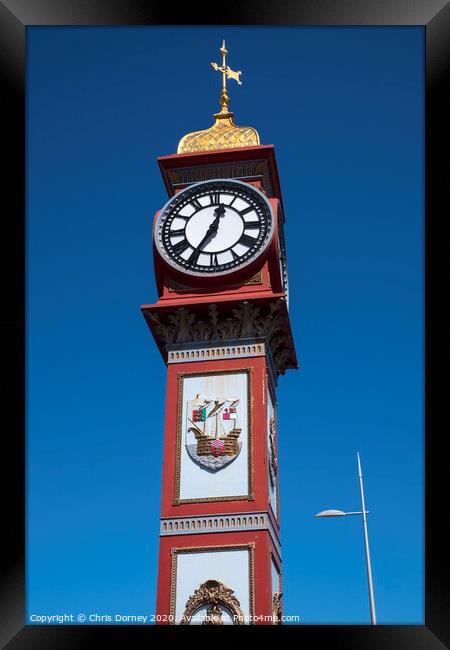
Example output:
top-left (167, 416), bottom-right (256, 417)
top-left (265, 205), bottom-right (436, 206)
top-left (239, 233), bottom-right (257, 248)
top-left (171, 239), bottom-right (190, 256)
top-left (240, 206), bottom-right (254, 216)
top-left (244, 222), bottom-right (260, 230)
top-left (190, 198), bottom-right (203, 211)
top-left (231, 249), bottom-right (240, 260)
top-left (210, 193), bottom-right (221, 205)
top-left (210, 253), bottom-right (219, 267)
top-left (170, 228), bottom-right (185, 237)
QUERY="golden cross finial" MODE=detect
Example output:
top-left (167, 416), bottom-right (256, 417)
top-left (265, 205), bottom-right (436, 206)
top-left (210, 40), bottom-right (242, 115)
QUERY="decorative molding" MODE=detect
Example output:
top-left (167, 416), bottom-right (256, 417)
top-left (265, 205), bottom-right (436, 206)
top-left (160, 510), bottom-right (281, 557)
top-left (165, 159), bottom-right (274, 197)
top-left (167, 339), bottom-right (266, 364)
top-left (173, 368), bottom-right (253, 505)
top-left (180, 580), bottom-right (245, 625)
top-left (145, 299), bottom-right (296, 377)
top-left (170, 543), bottom-right (255, 625)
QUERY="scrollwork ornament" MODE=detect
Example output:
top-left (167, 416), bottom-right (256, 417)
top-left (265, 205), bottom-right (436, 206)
top-left (180, 579), bottom-right (245, 625)
top-left (273, 591), bottom-right (283, 625)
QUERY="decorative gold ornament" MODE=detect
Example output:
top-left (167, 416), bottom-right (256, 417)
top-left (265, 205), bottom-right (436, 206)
top-left (177, 40), bottom-right (260, 153)
top-left (180, 579), bottom-right (245, 625)
top-left (273, 591), bottom-right (283, 624)
top-left (202, 604), bottom-right (224, 625)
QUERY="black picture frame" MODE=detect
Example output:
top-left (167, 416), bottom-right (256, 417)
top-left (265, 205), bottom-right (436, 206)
top-left (1, 1), bottom-right (448, 647)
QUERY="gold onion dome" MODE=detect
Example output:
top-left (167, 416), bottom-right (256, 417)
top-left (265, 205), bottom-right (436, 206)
top-left (177, 41), bottom-right (260, 154)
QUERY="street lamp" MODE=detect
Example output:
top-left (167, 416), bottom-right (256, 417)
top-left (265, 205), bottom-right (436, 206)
top-left (315, 452), bottom-right (377, 625)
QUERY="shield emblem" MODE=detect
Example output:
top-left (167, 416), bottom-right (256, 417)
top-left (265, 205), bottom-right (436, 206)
top-left (185, 395), bottom-right (242, 471)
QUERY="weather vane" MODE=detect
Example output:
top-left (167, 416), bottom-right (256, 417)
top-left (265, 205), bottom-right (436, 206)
top-left (210, 40), bottom-right (242, 115)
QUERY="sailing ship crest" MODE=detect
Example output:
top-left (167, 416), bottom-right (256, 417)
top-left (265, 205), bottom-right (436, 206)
top-left (185, 394), bottom-right (243, 471)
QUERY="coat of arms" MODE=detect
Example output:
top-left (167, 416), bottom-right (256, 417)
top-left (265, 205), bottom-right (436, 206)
top-left (186, 394), bottom-right (243, 471)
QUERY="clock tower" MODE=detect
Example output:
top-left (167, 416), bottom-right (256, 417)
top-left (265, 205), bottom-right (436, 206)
top-left (142, 41), bottom-right (298, 625)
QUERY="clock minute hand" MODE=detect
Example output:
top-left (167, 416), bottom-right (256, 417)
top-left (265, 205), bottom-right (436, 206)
top-left (196, 225), bottom-right (216, 252)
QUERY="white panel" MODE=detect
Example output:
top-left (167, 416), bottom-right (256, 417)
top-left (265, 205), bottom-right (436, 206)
top-left (271, 557), bottom-right (280, 598)
top-left (267, 390), bottom-right (278, 517)
top-left (179, 372), bottom-right (249, 500)
top-left (175, 549), bottom-right (250, 624)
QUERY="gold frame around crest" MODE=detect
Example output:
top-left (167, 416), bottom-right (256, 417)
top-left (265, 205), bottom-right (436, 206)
top-left (173, 368), bottom-right (253, 505)
top-left (170, 543), bottom-right (255, 624)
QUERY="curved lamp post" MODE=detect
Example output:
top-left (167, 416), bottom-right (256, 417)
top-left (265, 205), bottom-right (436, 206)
top-left (315, 452), bottom-right (377, 625)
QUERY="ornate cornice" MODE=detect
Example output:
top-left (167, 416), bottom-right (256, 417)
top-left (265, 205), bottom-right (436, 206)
top-left (166, 159), bottom-right (273, 196)
top-left (143, 298), bottom-right (297, 377)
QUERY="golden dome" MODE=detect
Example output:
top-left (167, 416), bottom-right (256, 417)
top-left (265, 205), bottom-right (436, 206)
top-left (177, 40), bottom-right (260, 154)
top-left (177, 111), bottom-right (260, 154)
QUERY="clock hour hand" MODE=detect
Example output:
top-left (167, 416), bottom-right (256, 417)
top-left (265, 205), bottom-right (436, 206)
top-left (188, 205), bottom-right (226, 264)
top-left (209, 204), bottom-right (226, 232)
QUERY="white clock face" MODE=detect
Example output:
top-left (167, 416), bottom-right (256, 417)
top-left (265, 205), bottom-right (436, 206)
top-left (154, 179), bottom-right (274, 276)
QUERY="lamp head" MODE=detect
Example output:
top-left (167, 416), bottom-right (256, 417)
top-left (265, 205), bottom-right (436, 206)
top-left (315, 509), bottom-right (347, 517)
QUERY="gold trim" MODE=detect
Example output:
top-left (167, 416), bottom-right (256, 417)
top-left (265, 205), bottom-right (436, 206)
top-left (170, 543), bottom-right (255, 624)
top-left (173, 368), bottom-right (253, 505)
top-left (244, 271), bottom-right (262, 286)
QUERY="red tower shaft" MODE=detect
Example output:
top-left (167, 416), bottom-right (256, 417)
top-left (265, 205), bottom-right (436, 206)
top-left (142, 145), bottom-right (297, 625)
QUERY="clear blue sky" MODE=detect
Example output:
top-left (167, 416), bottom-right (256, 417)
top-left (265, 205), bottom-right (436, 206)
top-left (26, 26), bottom-right (424, 624)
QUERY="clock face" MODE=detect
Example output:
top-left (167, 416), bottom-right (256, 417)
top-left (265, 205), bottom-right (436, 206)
top-left (154, 179), bottom-right (275, 277)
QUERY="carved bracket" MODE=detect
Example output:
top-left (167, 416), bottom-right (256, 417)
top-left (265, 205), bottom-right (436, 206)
top-left (144, 298), bottom-right (297, 376)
